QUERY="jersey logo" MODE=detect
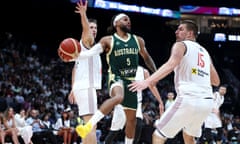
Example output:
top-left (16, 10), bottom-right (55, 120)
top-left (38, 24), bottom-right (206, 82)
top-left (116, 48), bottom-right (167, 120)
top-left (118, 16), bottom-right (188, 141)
top-left (192, 68), bottom-right (197, 74)
top-left (116, 41), bottom-right (120, 46)
top-left (192, 67), bottom-right (209, 77)
top-left (197, 53), bottom-right (205, 68)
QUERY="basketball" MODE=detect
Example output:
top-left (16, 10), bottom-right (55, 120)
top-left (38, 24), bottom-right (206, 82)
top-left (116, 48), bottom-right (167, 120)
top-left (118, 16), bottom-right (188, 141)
top-left (58, 38), bottom-right (81, 62)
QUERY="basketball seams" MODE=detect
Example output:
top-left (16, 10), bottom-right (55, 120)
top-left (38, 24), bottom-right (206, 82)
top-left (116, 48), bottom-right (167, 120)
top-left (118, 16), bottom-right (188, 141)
top-left (70, 38), bottom-right (80, 56)
top-left (59, 46), bottom-right (77, 57)
top-left (58, 38), bottom-right (81, 61)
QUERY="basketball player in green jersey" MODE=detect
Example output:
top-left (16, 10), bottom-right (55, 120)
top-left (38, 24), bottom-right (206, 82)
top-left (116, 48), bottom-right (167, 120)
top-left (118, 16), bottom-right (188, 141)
top-left (75, 13), bottom-right (157, 143)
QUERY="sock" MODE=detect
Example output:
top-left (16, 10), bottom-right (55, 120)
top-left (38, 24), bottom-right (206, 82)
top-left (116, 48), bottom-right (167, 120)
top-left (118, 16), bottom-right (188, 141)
top-left (125, 136), bottom-right (134, 144)
top-left (88, 110), bottom-right (104, 126)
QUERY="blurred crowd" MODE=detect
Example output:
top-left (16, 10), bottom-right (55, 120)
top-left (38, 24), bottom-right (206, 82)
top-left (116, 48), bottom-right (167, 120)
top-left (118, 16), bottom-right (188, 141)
top-left (0, 32), bottom-right (239, 144)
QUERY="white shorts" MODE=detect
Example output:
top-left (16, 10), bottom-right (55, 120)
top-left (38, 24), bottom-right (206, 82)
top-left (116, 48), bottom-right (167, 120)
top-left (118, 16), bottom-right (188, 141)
top-left (204, 112), bottom-right (222, 128)
top-left (73, 88), bottom-right (98, 116)
top-left (155, 97), bottom-right (213, 138)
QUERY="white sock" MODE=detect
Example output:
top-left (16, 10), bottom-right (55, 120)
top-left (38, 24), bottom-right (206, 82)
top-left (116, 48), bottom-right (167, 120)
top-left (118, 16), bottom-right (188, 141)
top-left (89, 110), bottom-right (104, 126)
top-left (125, 136), bottom-right (133, 144)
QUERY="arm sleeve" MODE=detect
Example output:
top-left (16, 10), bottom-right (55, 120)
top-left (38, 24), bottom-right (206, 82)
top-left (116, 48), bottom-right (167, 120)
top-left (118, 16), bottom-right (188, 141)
top-left (78, 43), bottom-right (103, 59)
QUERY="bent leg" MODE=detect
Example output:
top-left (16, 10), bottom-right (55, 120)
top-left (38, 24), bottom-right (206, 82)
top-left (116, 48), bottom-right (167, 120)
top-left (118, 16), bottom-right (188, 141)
top-left (182, 131), bottom-right (196, 144)
top-left (82, 115), bottom-right (97, 144)
top-left (152, 130), bottom-right (166, 144)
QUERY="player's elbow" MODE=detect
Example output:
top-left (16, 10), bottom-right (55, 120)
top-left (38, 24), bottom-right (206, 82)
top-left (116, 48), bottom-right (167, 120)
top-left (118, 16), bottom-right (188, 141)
top-left (211, 77), bottom-right (220, 87)
top-left (210, 65), bottom-right (220, 87)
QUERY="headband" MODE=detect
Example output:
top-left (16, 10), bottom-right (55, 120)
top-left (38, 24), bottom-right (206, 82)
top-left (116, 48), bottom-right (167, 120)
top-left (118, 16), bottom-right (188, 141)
top-left (113, 13), bottom-right (127, 27)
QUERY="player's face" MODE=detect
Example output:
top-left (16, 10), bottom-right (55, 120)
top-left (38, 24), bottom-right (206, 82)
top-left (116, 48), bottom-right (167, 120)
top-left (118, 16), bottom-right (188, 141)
top-left (219, 86), bottom-right (227, 96)
top-left (89, 22), bottom-right (97, 38)
top-left (119, 16), bottom-right (131, 33)
top-left (175, 24), bottom-right (190, 42)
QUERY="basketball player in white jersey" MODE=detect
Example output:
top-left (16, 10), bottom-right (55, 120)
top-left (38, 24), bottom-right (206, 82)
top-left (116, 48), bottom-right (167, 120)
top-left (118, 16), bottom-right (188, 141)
top-left (68, 1), bottom-right (102, 144)
top-left (105, 66), bottom-right (164, 144)
top-left (203, 85), bottom-right (227, 144)
top-left (129, 20), bottom-right (220, 144)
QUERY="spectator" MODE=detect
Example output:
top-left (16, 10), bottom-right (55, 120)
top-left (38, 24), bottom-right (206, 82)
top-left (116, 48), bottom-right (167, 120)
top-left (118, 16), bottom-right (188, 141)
top-left (3, 107), bottom-right (20, 144)
top-left (14, 108), bottom-right (33, 144)
top-left (54, 108), bottom-right (74, 144)
top-left (25, 109), bottom-right (57, 144)
top-left (68, 109), bottom-right (80, 144)
top-left (0, 112), bottom-right (6, 144)
top-left (164, 91), bottom-right (175, 110)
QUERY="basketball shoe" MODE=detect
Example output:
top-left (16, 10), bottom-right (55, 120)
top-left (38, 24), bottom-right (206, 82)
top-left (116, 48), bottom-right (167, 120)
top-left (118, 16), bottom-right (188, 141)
top-left (75, 122), bottom-right (93, 138)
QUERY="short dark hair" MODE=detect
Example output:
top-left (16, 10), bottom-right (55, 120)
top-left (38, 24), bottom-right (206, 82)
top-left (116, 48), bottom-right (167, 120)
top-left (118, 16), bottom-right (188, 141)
top-left (88, 18), bottom-right (97, 25)
top-left (180, 20), bottom-right (198, 38)
top-left (219, 84), bottom-right (228, 89)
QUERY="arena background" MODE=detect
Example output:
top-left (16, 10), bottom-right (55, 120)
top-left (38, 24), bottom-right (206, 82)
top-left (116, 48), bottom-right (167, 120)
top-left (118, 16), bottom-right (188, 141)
top-left (1, 0), bottom-right (240, 115)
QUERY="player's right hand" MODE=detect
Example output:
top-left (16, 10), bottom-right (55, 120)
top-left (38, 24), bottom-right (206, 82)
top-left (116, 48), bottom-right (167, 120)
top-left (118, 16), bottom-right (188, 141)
top-left (68, 90), bottom-right (76, 104)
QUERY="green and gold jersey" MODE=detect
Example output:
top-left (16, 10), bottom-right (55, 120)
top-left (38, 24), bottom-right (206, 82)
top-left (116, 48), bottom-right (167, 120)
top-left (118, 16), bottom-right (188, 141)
top-left (107, 33), bottom-right (140, 79)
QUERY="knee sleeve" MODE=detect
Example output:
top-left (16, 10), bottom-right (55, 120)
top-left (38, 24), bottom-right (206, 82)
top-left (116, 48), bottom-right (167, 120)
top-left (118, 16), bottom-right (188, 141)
top-left (133, 118), bottom-right (143, 144)
top-left (216, 127), bottom-right (223, 141)
top-left (204, 128), bottom-right (213, 142)
top-left (105, 130), bottom-right (120, 144)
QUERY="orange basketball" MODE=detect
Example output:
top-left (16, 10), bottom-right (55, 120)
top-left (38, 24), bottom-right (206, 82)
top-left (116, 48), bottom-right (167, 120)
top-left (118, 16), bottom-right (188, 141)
top-left (58, 38), bottom-right (81, 62)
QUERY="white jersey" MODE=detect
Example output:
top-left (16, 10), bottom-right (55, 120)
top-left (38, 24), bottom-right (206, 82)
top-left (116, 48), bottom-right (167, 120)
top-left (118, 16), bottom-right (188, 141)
top-left (174, 40), bottom-right (213, 98)
top-left (72, 40), bottom-right (102, 90)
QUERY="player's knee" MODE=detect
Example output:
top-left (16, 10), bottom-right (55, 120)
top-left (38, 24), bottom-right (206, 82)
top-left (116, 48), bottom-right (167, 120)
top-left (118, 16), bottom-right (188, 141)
top-left (127, 116), bottom-right (136, 125)
top-left (112, 95), bottom-right (124, 104)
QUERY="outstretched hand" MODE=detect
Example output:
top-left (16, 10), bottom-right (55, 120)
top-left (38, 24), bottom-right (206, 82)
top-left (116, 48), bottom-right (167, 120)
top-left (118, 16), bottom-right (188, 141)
top-left (128, 80), bottom-right (149, 92)
top-left (75, 0), bottom-right (88, 14)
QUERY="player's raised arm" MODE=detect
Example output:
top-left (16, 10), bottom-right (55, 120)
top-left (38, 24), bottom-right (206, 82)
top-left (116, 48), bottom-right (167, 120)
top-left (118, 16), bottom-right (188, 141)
top-left (75, 0), bottom-right (95, 47)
